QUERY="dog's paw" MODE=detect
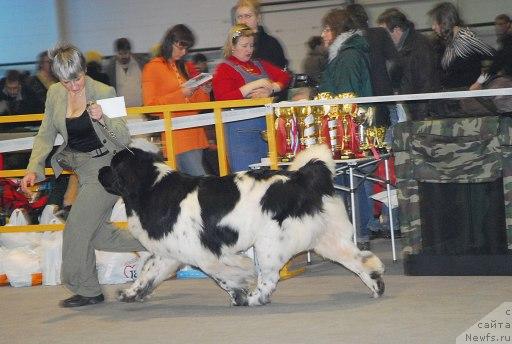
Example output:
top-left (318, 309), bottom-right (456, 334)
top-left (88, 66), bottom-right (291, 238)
top-left (230, 288), bottom-right (249, 306)
top-left (117, 289), bottom-right (143, 303)
top-left (369, 272), bottom-right (385, 298)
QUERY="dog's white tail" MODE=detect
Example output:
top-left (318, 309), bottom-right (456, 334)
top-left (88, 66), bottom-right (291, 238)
top-left (288, 144), bottom-right (335, 175)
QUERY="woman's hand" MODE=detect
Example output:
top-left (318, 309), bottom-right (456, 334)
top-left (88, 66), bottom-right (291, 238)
top-left (248, 87), bottom-right (272, 99)
top-left (240, 78), bottom-right (273, 98)
top-left (87, 103), bottom-right (104, 122)
top-left (21, 171), bottom-right (37, 194)
top-left (181, 85), bottom-right (195, 97)
top-left (199, 81), bottom-right (212, 94)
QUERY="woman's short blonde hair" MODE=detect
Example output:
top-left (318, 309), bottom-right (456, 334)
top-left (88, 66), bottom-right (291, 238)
top-left (234, 0), bottom-right (261, 17)
top-left (48, 43), bottom-right (86, 81)
top-left (223, 24), bottom-right (255, 58)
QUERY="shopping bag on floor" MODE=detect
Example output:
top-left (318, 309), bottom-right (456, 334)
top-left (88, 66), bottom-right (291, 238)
top-left (3, 247), bottom-right (42, 287)
top-left (41, 231), bottom-right (63, 285)
top-left (95, 251), bottom-right (143, 284)
top-left (0, 208), bottom-right (42, 249)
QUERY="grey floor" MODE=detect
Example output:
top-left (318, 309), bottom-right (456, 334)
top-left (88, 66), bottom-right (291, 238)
top-left (1, 239), bottom-right (511, 344)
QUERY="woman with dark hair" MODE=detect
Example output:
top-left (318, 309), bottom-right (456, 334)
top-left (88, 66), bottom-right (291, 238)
top-left (142, 24), bottom-right (211, 175)
top-left (318, 8), bottom-right (373, 250)
top-left (318, 8), bottom-right (372, 97)
top-left (428, 2), bottom-right (495, 89)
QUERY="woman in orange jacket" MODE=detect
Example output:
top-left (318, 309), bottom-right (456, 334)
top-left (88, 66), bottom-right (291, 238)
top-left (142, 24), bottom-right (211, 175)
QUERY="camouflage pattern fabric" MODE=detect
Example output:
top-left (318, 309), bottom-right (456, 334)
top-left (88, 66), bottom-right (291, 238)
top-left (392, 116), bottom-right (512, 254)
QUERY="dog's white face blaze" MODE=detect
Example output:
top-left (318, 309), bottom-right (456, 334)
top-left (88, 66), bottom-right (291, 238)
top-left (117, 142), bottom-right (385, 306)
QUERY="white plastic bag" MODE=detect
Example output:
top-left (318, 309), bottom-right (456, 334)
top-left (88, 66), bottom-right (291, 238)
top-left (95, 250), bottom-right (144, 285)
top-left (110, 198), bottom-right (127, 222)
top-left (39, 204), bottom-right (63, 225)
top-left (0, 247), bottom-right (8, 285)
top-left (3, 247), bottom-right (42, 287)
top-left (41, 231), bottom-right (63, 286)
top-left (0, 209), bottom-right (42, 249)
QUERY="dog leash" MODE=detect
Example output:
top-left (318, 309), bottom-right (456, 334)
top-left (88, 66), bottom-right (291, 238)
top-left (87, 101), bottom-right (134, 155)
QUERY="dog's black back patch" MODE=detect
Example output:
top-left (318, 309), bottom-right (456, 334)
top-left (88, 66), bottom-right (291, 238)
top-left (261, 160), bottom-right (334, 225)
top-left (198, 175), bottom-right (240, 256)
top-left (129, 171), bottom-right (200, 240)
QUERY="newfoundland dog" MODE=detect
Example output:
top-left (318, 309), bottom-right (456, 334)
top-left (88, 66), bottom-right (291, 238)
top-left (98, 140), bottom-right (384, 306)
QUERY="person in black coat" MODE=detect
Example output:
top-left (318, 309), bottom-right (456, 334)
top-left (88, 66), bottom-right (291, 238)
top-left (233, 0), bottom-right (288, 70)
top-left (346, 4), bottom-right (397, 127)
top-left (378, 8), bottom-right (441, 121)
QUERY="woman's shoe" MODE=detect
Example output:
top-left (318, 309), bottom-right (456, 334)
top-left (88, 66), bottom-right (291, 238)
top-left (60, 294), bottom-right (104, 308)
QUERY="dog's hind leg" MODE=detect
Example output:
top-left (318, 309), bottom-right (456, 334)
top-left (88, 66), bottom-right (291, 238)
top-left (118, 254), bottom-right (180, 302)
top-left (313, 229), bottom-right (385, 298)
top-left (199, 254), bottom-right (256, 306)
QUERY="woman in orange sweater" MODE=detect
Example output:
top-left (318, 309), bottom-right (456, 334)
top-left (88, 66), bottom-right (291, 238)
top-left (142, 24), bottom-right (210, 175)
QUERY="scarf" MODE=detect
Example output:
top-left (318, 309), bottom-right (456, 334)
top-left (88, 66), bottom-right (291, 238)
top-left (442, 27), bottom-right (495, 70)
top-left (328, 30), bottom-right (362, 62)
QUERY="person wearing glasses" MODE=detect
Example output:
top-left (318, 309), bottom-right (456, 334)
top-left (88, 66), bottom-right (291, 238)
top-left (20, 43), bottom-right (145, 308)
top-left (233, 0), bottom-right (288, 70)
top-left (212, 24), bottom-right (290, 171)
top-left (142, 24), bottom-right (211, 176)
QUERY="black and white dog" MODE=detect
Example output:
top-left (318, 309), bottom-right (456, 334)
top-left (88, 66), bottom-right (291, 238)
top-left (98, 140), bottom-right (384, 306)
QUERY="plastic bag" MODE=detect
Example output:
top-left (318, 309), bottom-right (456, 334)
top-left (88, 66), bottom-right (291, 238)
top-left (0, 247), bottom-right (8, 286)
top-left (3, 247), bottom-right (42, 287)
top-left (0, 208), bottom-right (42, 249)
top-left (39, 204), bottom-right (63, 225)
top-left (95, 250), bottom-right (146, 285)
top-left (41, 231), bottom-right (63, 286)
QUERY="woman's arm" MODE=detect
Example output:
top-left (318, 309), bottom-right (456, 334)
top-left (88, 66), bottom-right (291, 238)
top-left (142, 61), bottom-right (187, 105)
top-left (26, 87), bottom-right (58, 182)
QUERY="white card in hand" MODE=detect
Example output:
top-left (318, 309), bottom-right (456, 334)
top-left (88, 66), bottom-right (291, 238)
top-left (96, 96), bottom-right (127, 118)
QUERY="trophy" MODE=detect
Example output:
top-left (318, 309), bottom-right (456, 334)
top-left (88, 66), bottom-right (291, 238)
top-left (337, 92), bottom-right (358, 159)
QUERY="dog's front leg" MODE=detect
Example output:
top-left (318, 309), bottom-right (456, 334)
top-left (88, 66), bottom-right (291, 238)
top-left (118, 254), bottom-right (180, 302)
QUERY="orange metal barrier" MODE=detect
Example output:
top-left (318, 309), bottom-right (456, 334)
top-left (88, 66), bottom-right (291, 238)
top-left (0, 98), bottom-right (277, 232)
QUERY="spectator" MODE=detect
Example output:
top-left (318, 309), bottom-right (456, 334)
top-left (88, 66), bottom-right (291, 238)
top-left (377, 8), bottom-right (441, 121)
top-left (192, 53), bottom-right (209, 73)
top-left (302, 36), bottom-right (327, 87)
top-left (26, 51), bottom-right (57, 109)
top-left (0, 70), bottom-right (41, 117)
top-left (318, 8), bottom-right (373, 250)
top-left (213, 24), bottom-right (290, 172)
top-left (318, 9), bottom-right (372, 97)
top-left (489, 14), bottom-right (512, 76)
top-left (347, 3), bottom-right (397, 128)
top-left (85, 50), bottom-right (110, 85)
top-left (495, 14), bottom-right (511, 45)
top-left (233, 0), bottom-right (288, 69)
top-left (428, 2), bottom-right (494, 90)
top-left (142, 24), bottom-right (211, 176)
top-left (105, 38), bottom-right (147, 107)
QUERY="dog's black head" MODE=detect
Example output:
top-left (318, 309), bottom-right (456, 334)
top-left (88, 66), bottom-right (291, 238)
top-left (98, 141), bottom-right (164, 197)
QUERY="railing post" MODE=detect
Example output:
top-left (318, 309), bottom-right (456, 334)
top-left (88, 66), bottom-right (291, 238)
top-left (163, 110), bottom-right (177, 170)
top-left (266, 110), bottom-right (278, 170)
top-left (214, 107), bottom-right (229, 176)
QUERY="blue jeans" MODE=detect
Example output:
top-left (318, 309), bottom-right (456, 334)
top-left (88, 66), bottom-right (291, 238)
top-left (176, 149), bottom-right (206, 176)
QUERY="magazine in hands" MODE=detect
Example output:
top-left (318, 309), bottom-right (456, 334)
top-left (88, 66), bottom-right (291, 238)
top-left (182, 73), bottom-right (213, 89)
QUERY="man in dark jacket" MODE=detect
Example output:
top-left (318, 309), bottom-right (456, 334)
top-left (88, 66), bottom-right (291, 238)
top-left (378, 8), bottom-right (441, 121)
top-left (347, 4), bottom-right (397, 127)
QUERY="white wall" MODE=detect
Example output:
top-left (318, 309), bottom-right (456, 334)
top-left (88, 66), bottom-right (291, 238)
top-left (0, 0), bottom-right (58, 65)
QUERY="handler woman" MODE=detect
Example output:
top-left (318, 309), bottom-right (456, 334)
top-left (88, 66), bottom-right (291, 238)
top-left (21, 44), bottom-right (144, 308)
